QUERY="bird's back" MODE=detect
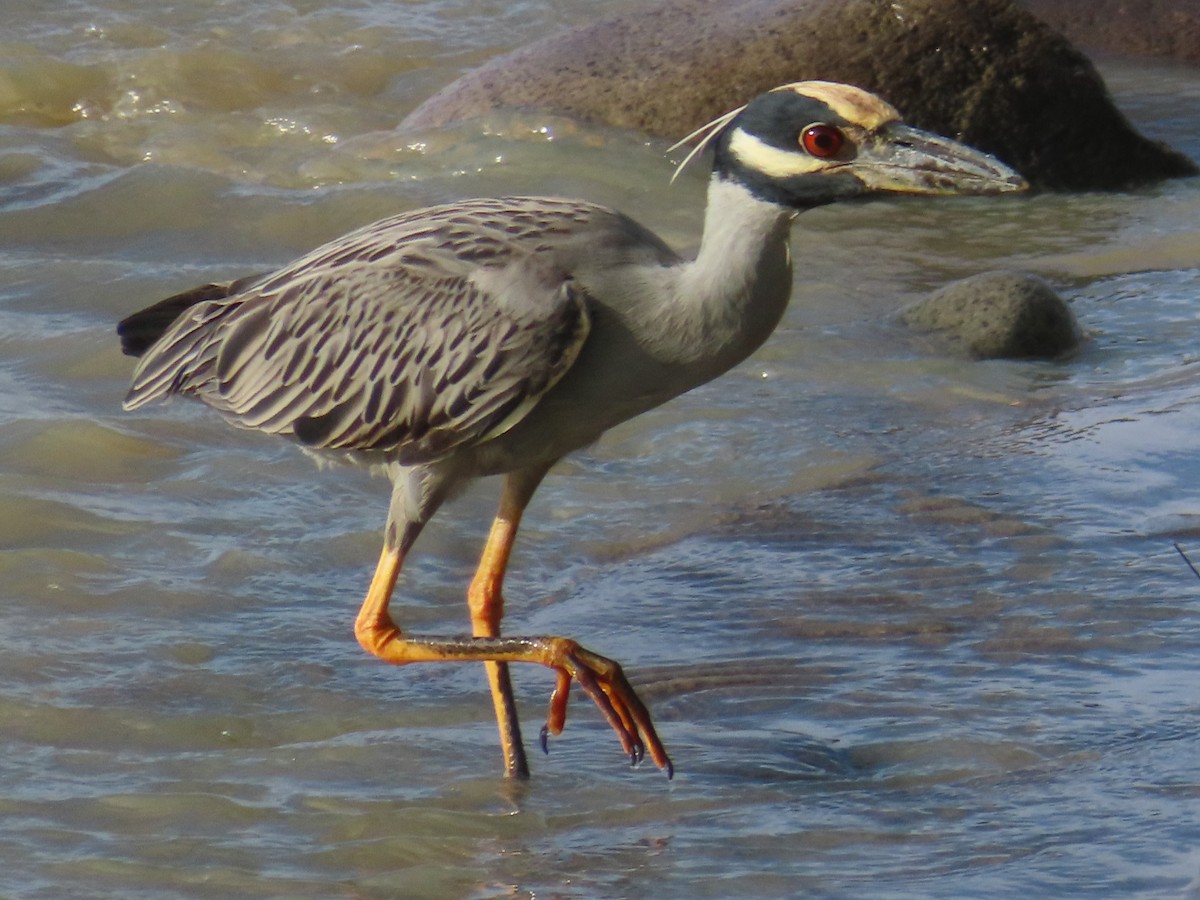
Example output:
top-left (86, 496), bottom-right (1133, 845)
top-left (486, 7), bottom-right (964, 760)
top-left (119, 196), bottom-right (680, 465)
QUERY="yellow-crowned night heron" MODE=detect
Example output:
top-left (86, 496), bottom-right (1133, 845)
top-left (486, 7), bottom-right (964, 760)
top-left (118, 82), bottom-right (1025, 779)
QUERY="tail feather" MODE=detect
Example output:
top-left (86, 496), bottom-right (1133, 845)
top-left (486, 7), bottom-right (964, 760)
top-left (117, 283), bottom-right (235, 358)
top-left (117, 272), bottom-right (269, 358)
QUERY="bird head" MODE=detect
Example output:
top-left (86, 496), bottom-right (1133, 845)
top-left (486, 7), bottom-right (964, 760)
top-left (674, 81), bottom-right (1026, 207)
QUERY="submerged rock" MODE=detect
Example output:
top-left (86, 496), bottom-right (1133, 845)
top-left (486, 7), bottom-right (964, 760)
top-left (901, 271), bottom-right (1082, 360)
top-left (401, 0), bottom-right (1197, 190)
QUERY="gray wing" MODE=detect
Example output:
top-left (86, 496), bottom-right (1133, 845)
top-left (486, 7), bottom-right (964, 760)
top-left (124, 253), bottom-right (589, 465)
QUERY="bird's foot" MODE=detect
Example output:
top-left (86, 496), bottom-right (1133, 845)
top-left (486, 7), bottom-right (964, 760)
top-left (536, 639), bottom-right (674, 779)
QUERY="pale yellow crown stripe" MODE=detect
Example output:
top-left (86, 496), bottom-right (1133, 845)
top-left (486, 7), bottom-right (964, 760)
top-left (771, 81), bottom-right (900, 130)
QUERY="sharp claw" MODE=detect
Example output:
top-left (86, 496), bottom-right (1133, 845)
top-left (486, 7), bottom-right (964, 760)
top-left (539, 640), bottom-right (672, 776)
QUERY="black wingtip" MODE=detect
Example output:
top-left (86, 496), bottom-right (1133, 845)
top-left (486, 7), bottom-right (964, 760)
top-left (116, 282), bottom-right (237, 358)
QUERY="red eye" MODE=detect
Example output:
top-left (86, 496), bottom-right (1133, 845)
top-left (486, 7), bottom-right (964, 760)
top-left (801, 124), bottom-right (844, 158)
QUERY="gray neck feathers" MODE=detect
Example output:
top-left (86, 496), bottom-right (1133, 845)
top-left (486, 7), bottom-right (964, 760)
top-left (673, 177), bottom-right (796, 368)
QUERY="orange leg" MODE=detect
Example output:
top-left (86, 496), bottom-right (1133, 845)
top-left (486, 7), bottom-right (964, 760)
top-left (467, 484), bottom-right (531, 779)
top-left (353, 512), bottom-right (673, 777)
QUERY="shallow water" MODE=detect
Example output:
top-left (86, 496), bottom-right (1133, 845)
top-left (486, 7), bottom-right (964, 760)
top-left (2, 4), bottom-right (1200, 898)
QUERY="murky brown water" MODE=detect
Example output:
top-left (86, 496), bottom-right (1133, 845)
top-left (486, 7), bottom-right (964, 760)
top-left (2, 3), bottom-right (1200, 897)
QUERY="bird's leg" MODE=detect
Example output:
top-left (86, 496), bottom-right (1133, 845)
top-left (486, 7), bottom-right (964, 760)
top-left (354, 502), bottom-right (673, 777)
top-left (466, 474), bottom-right (537, 779)
top-left (354, 537), bottom-right (412, 660)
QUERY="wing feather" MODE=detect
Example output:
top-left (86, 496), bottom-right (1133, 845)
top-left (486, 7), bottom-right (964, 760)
top-left (119, 194), bottom-right (680, 462)
top-left (124, 253), bottom-right (590, 466)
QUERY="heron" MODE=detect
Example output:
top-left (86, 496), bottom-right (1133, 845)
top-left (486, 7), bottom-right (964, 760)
top-left (118, 81), bottom-right (1025, 779)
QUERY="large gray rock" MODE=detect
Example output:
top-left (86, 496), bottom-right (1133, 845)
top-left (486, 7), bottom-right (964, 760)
top-left (402, 0), bottom-right (1197, 190)
top-left (901, 271), bottom-right (1082, 360)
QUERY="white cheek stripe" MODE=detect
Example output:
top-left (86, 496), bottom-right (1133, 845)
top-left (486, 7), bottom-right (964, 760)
top-left (727, 128), bottom-right (827, 179)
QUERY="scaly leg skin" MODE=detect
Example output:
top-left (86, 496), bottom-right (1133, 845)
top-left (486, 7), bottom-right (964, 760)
top-left (355, 545), bottom-right (673, 777)
top-left (467, 505), bottom-right (530, 780)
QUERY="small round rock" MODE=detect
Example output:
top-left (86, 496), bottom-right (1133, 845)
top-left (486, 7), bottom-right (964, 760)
top-left (901, 270), bottom-right (1082, 360)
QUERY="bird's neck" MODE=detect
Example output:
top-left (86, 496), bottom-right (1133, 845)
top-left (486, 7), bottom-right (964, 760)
top-left (673, 176), bottom-right (797, 367)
